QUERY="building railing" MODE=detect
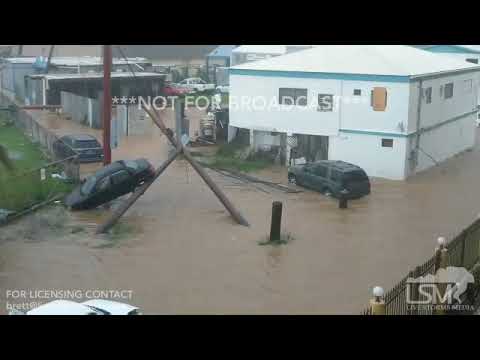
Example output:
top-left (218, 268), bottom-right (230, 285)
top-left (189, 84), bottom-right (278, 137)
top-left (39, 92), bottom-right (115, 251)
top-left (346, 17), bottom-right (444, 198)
top-left (363, 218), bottom-right (480, 315)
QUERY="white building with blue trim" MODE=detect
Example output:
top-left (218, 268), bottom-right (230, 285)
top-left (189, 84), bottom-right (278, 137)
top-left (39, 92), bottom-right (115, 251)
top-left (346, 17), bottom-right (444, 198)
top-left (228, 45), bottom-right (480, 180)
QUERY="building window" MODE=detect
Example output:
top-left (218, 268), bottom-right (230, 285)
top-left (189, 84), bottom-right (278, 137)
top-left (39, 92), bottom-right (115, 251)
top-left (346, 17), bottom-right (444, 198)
top-left (444, 83), bottom-right (454, 99)
top-left (318, 94), bottom-right (334, 111)
top-left (279, 88), bottom-right (308, 106)
top-left (381, 139), bottom-right (394, 148)
top-left (371, 87), bottom-right (388, 111)
top-left (353, 89), bottom-right (362, 96)
top-left (425, 87), bottom-right (432, 104)
top-left (466, 58), bottom-right (479, 64)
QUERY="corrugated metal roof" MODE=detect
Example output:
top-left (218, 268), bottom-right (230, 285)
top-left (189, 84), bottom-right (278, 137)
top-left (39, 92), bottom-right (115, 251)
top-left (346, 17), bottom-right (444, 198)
top-left (207, 45), bottom-right (237, 58)
top-left (232, 45), bottom-right (316, 55)
top-left (418, 45), bottom-right (480, 54)
top-left (2, 56), bottom-right (150, 66)
top-left (232, 45), bottom-right (288, 55)
top-left (29, 72), bottom-right (165, 81)
top-left (231, 45), bottom-right (480, 78)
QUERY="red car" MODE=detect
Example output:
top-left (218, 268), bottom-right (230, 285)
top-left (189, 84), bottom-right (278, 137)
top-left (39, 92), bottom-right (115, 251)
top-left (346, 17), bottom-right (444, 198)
top-left (162, 82), bottom-right (190, 97)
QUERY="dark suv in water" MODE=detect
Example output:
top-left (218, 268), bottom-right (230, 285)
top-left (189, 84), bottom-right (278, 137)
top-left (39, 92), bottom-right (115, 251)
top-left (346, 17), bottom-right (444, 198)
top-left (288, 160), bottom-right (371, 199)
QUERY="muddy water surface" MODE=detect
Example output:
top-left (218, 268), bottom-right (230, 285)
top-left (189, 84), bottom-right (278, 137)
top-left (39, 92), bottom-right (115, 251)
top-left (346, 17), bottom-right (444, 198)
top-left (1, 111), bottom-right (480, 314)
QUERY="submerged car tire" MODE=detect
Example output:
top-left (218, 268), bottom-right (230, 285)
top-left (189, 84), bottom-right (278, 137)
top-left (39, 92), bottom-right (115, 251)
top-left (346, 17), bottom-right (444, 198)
top-left (288, 173), bottom-right (297, 185)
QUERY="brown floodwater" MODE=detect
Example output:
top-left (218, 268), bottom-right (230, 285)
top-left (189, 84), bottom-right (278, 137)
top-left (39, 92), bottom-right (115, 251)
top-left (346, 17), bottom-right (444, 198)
top-left (1, 110), bottom-right (480, 314)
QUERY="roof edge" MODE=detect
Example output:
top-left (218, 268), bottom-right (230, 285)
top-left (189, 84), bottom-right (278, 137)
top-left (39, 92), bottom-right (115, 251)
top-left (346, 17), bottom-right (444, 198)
top-left (230, 68), bottom-right (410, 83)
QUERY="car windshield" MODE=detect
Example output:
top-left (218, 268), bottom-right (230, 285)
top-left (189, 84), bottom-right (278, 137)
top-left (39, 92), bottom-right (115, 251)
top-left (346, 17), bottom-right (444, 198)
top-left (75, 140), bottom-right (99, 149)
top-left (81, 176), bottom-right (97, 195)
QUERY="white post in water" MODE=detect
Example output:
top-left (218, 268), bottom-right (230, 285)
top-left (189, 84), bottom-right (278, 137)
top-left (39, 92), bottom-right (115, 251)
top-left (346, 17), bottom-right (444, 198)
top-left (370, 286), bottom-right (386, 315)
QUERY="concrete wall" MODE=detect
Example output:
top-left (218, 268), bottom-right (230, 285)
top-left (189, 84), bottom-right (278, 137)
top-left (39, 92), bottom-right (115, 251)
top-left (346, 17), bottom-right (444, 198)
top-left (229, 74), bottom-right (342, 136)
top-left (230, 73), bottom-right (411, 137)
top-left (407, 71), bottom-right (479, 175)
top-left (408, 71), bottom-right (479, 133)
top-left (406, 114), bottom-right (476, 175)
top-left (329, 132), bottom-right (408, 180)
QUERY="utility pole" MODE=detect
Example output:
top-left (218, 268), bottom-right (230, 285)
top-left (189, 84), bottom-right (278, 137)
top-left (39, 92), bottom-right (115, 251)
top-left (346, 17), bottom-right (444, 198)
top-left (45, 45), bottom-right (55, 74)
top-left (102, 45), bottom-right (112, 165)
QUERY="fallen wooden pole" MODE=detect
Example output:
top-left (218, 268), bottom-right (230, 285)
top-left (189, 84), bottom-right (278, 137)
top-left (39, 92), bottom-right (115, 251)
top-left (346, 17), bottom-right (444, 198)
top-left (96, 148), bottom-right (181, 234)
top-left (182, 150), bottom-right (249, 227)
top-left (96, 74), bottom-right (249, 232)
top-left (145, 104), bottom-right (249, 227)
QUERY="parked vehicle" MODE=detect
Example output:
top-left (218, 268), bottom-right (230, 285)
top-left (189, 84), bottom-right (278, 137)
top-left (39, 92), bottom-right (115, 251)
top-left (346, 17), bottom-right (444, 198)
top-left (477, 112), bottom-right (480, 127)
top-left (177, 78), bottom-right (215, 93)
top-left (288, 160), bottom-right (371, 199)
top-left (162, 81), bottom-right (190, 97)
top-left (81, 300), bottom-right (142, 315)
top-left (64, 158), bottom-right (155, 210)
top-left (10, 299), bottom-right (142, 315)
top-left (215, 85), bottom-right (229, 94)
top-left (53, 134), bottom-right (103, 163)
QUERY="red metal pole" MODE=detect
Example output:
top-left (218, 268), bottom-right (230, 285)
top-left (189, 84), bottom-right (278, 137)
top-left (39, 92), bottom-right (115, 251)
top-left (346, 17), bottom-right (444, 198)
top-left (102, 45), bottom-right (112, 165)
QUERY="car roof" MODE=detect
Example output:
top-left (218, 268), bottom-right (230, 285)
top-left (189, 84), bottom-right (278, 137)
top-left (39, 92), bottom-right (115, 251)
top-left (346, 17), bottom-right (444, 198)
top-left (63, 134), bottom-right (98, 141)
top-left (313, 160), bottom-right (364, 172)
top-left (27, 300), bottom-right (99, 315)
top-left (92, 161), bottom-right (126, 179)
top-left (82, 299), bottom-right (139, 315)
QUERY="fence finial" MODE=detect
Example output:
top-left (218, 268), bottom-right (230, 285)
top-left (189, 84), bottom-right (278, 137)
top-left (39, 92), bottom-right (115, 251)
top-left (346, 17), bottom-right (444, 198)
top-left (437, 236), bottom-right (446, 249)
top-left (370, 286), bottom-right (386, 315)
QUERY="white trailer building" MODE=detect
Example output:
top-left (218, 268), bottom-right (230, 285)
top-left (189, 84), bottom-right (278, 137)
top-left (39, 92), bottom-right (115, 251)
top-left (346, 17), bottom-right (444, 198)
top-left (228, 45), bottom-right (480, 180)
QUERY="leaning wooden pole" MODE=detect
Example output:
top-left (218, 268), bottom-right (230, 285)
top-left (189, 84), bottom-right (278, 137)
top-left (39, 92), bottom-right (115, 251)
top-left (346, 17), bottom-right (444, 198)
top-left (96, 90), bottom-right (249, 234)
top-left (96, 148), bottom-right (182, 234)
top-left (182, 150), bottom-right (249, 227)
top-left (145, 105), bottom-right (249, 227)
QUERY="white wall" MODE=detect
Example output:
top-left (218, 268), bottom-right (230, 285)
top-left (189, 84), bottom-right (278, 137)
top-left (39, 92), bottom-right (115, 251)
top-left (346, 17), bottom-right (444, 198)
top-left (406, 114), bottom-right (476, 175)
top-left (230, 74), bottom-right (411, 136)
top-left (340, 81), bottom-right (410, 134)
top-left (408, 71), bottom-right (479, 134)
top-left (329, 133), bottom-right (408, 180)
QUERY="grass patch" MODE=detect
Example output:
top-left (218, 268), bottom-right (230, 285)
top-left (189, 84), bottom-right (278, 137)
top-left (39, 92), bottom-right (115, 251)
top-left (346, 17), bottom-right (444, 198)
top-left (258, 232), bottom-right (295, 246)
top-left (0, 122), bottom-right (74, 211)
top-left (206, 142), bottom-right (271, 173)
top-left (209, 157), bottom-right (270, 173)
top-left (0, 124), bottom-right (47, 171)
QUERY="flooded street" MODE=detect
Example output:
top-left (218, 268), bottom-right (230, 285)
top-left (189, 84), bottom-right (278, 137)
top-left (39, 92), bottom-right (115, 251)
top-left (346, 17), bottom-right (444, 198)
top-left (1, 110), bottom-right (480, 314)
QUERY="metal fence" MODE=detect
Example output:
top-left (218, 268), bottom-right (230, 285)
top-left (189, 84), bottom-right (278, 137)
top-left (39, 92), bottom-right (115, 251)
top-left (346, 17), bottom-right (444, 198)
top-left (362, 218), bottom-right (480, 315)
top-left (13, 108), bottom-right (80, 180)
top-left (0, 158), bottom-right (77, 212)
top-left (0, 97), bottom-right (81, 215)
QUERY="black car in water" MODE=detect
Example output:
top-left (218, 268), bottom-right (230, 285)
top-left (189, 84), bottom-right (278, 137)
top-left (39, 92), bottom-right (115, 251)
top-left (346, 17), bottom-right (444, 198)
top-left (65, 159), bottom-right (156, 210)
top-left (53, 134), bottom-right (103, 163)
top-left (288, 160), bottom-right (371, 200)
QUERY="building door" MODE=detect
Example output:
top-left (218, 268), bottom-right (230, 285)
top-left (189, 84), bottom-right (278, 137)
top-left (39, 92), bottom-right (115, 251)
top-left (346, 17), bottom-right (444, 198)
top-left (293, 134), bottom-right (329, 163)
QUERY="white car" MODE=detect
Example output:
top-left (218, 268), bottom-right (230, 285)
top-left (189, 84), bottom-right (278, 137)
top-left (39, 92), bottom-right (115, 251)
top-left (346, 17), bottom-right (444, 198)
top-left (177, 78), bottom-right (215, 93)
top-left (10, 299), bottom-right (141, 315)
top-left (82, 299), bottom-right (141, 315)
top-left (215, 85), bottom-right (229, 94)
